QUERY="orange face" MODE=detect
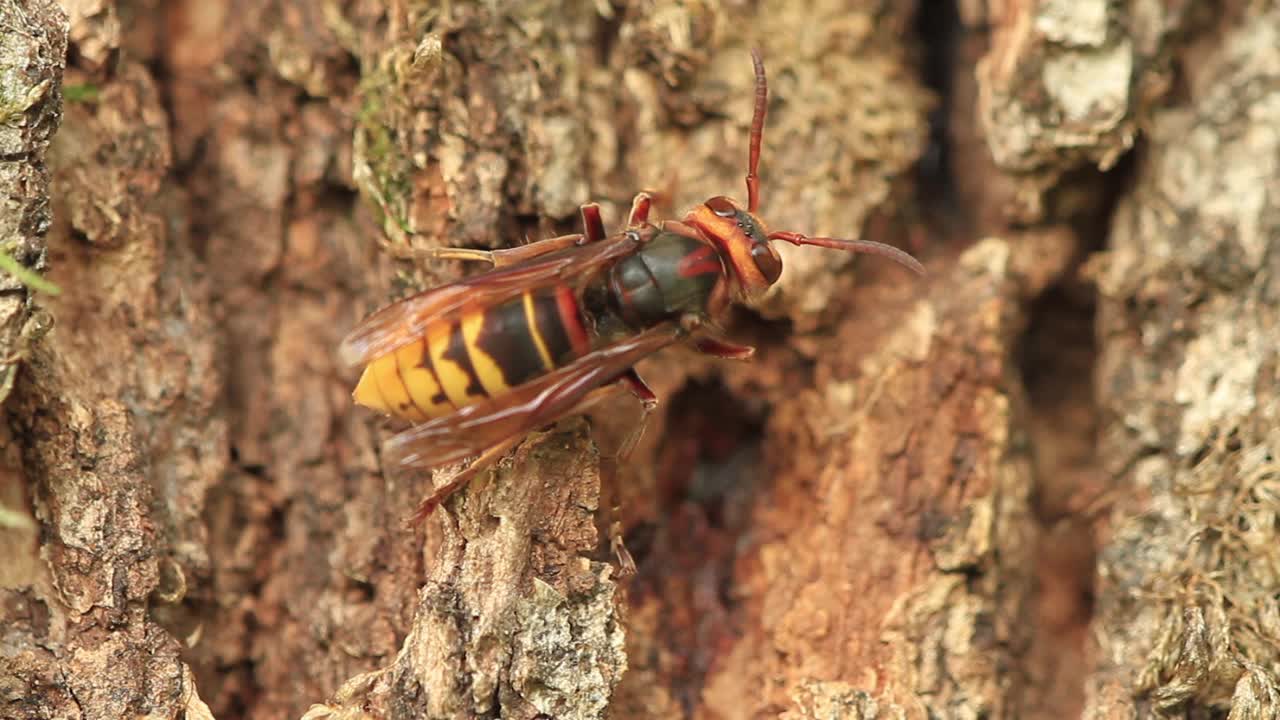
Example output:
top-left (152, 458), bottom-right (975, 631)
top-left (684, 196), bottom-right (782, 298)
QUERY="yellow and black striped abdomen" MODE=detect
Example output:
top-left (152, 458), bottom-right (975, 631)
top-left (352, 285), bottom-right (591, 422)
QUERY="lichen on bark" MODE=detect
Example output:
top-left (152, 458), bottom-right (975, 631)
top-left (0, 0), bottom-right (66, 407)
top-left (1087, 6), bottom-right (1280, 717)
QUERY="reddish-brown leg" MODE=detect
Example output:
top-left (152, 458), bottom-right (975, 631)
top-left (580, 202), bottom-right (606, 243)
top-left (406, 434), bottom-right (524, 527)
top-left (694, 334), bottom-right (756, 360)
top-left (557, 374), bottom-right (656, 576)
top-left (659, 219), bottom-right (702, 239)
top-left (604, 368), bottom-right (659, 576)
top-left (418, 233), bottom-right (585, 267)
top-left (627, 192), bottom-right (653, 227)
top-left (598, 449), bottom-right (637, 577)
top-left (618, 369), bottom-right (657, 403)
top-left (417, 201), bottom-right (612, 269)
top-left (615, 369), bottom-right (658, 459)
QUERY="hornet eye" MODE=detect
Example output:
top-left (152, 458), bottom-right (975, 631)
top-left (751, 243), bottom-right (782, 283)
top-left (705, 196), bottom-right (737, 217)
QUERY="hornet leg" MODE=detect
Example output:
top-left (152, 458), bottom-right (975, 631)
top-left (580, 202), bottom-right (606, 244)
top-left (416, 233), bottom-right (585, 267)
top-left (604, 368), bottom-right (659, 576)
top-left (693, 334), bottom-right (756, 360)
top-left (627, 192), bottom-right (653, 227)
top-left (406, 434), bottom-right (524, 527)
top-left (415, 201), bottom-right (611, 268)
top-left (615, 369), bottom-right (658, 460)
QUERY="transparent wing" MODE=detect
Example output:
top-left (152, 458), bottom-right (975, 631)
top-left (339, 231), bottom-right (647, 367)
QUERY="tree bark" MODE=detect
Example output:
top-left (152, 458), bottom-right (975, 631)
top-left (1, 1), bottom-right (1276, 719)
top-left (1087, 4), bottom-right (1280, 717)
top-left (0, 0), bottom-right (64, 408)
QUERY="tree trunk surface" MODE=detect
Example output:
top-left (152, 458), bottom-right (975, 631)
top-left (2, 1), bottom-right (1276, 719)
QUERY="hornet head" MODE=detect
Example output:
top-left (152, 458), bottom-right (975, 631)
top-left (683, 50), bottom-right (924, 301)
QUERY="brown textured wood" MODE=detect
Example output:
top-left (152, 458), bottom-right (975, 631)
top-left (691, 230), bottom-right (1073, 719)
top-left (3, 1), bottom-right (1276, 719)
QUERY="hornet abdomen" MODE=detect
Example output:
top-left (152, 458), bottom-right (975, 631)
top-left (353, 284), bottom-right (591, 422)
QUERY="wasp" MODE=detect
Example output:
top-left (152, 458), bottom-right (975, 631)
top-left (341, 51), bottom-right (924, 526)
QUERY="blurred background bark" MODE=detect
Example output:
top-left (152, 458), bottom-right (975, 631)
top-left (1, 0), bottom-right (1277, 719)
